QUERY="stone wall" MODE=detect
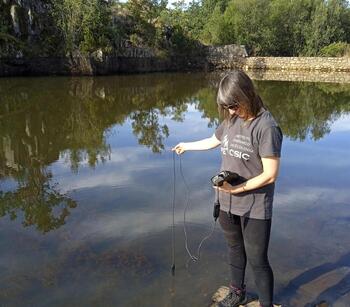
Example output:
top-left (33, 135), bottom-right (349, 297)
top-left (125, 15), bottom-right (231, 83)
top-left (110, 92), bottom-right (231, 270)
top-left (205, 46), bottom-right (350, 73)
top-left (206, 44), bottom-right (247, 68)
top-left (246, 69), bottom-right (350, 84)
top-left (206, 52), bottom-right (350, 73)
top-left (242, 57), bottom-right (350, 72)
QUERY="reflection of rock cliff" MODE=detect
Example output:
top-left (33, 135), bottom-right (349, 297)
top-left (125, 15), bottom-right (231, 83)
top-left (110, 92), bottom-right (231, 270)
top-left (2, 135), bottom-right (18, 171)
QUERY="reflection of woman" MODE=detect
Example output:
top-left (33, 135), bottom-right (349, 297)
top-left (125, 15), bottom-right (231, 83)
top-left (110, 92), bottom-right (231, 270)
top-left (172, 71), bottom-right (282, 307)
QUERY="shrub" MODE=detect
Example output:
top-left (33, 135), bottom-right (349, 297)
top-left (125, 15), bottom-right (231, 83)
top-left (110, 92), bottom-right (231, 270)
top-left (319, 42), bottom-right (350, 57)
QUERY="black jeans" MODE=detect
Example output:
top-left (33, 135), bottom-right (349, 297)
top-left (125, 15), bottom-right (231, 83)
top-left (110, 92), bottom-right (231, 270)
top-left (219, 210), bottom-right (274, 307)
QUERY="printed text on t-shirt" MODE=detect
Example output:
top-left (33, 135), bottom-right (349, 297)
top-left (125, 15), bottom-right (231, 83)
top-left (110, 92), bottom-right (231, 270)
top-left (221, 134), bottom-right (254, 161)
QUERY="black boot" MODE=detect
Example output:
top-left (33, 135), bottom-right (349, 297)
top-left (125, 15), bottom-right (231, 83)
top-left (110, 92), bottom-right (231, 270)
top-left (218, 285), bottom-right (247, 307)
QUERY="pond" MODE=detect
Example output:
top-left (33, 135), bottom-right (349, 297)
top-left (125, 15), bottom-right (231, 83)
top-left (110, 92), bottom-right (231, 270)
top-left (0, 72), bottom-right (349, 306)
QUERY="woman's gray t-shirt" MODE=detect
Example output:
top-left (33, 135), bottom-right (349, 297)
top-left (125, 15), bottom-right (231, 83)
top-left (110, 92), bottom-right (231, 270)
top-left (215, 110), bottom-right (283, 220)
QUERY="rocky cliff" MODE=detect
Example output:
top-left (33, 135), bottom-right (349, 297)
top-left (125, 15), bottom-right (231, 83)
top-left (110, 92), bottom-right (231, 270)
top-left (0, 44), bottom-right (246, 77)
top-left (0, 1), bottom-right (250, 76)
top-left (0, 0), bottom-right (56, 58)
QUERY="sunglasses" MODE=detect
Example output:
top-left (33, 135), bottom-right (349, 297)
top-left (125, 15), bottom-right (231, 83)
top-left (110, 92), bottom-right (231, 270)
top-left (222, 102), bottom-right (239, 110)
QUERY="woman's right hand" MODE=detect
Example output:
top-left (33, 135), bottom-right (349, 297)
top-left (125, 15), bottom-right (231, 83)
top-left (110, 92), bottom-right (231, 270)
top-left (172, 142), bottom-right (187, 155)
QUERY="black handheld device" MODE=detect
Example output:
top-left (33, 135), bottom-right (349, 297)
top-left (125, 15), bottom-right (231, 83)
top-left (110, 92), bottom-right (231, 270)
top-left (211, 170), bottom-right (239, 187)
top-left (211, 171), bottom-right (239, 221)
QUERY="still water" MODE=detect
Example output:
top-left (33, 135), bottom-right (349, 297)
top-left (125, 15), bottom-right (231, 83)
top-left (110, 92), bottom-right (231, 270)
top-left (0, 73), bottom-right (349, 306)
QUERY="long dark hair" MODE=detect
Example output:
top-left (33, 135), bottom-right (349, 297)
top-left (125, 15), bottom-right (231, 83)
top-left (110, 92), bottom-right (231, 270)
top-left (217, 70), bottom-right (264, 120)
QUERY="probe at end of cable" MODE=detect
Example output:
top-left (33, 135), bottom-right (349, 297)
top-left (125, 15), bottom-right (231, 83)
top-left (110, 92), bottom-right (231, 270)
top-left (213, 200), bottom-right (220, 221)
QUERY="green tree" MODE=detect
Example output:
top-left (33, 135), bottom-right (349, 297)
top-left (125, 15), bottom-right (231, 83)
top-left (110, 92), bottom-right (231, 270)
top-left (201, 4), bottom-right (227, 45)
top-left (304, 0), bottom-right (348, 55)
top-left (222, 0), bottom-right (272, 55)
top-left (183, 1), bottom-right (207, 40)
top-left (319, 42), bottom-right (350, 57)
top-left (126, 0), bottom-right (167, 48)
top-left (267, 0), bottom-right (311, 56)
top-left (52, 0), bottom-right (112, 54)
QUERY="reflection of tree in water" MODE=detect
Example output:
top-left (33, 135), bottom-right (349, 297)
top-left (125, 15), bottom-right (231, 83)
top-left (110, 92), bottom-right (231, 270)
top-left (0, 74), bottom-right (207, 232)
top-left (0, 168), bottom-right (76, 233)
top-left (114, 73), bottom-right (203, 152)
top-left (1, 74), bottom-right (349, 232)
top-left (255, 81), bottom-right (350, 141)
top-left (203, 72), bottom-right (350, 141)
top-left (195, 87), bottom-right (220, 128)
top-left (0, 101), bottom-right (79, 232)
top-left (131, 110), bottom-right (169, 153)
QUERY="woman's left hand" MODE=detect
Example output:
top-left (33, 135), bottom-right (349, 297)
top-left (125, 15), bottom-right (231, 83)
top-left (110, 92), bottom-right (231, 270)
top-left (213, 181), bottom-right (234, 194)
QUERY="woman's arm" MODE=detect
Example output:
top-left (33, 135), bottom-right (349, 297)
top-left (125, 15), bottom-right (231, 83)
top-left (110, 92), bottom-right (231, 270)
top-left (216, 157), bottom-right (280, 194)
top-left (172, 134), bottom-right (221, 154)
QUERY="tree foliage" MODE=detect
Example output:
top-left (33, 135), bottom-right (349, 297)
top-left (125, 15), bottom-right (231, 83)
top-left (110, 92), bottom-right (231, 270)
top-left (198, 0), bottom-right (350, 56)
top-left (0, 0), bottom-right (349, 57)
top-left (319, 42), bottom-right (350, 57)
top-left (52, 0), bottom-right (113, 54)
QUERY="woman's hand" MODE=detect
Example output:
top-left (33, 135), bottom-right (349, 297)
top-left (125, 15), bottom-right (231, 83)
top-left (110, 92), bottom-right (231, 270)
top-left (213, 181), bottom-right (246, 194)
top-left (172, 135), bottom-right (221, 154)
top-left (172, 142), bottom-right (187, 155)
top-left (213, 181), bottom-right (234, 194)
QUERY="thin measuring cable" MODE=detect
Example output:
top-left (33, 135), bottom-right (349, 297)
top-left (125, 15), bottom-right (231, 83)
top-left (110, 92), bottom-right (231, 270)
top-left (179, 155), bottom-right (217, 262)
top-left (179, 155), bottom-right (196, 261)
top-left (194, 184), bottom-right (218, 261)
top-left (171, 151), bottom-right (176, 275)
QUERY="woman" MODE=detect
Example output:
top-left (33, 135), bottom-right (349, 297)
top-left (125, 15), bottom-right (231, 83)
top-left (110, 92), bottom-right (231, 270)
top-left (172, 70), bottom-right (282, 307)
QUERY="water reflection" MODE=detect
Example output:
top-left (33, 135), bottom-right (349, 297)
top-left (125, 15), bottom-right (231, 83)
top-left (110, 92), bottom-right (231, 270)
top-left (1, 75), bottom-right (350, 232)
top-left (1, 75), bottom-right (349, 166)
top-left (257, 81), bottom-right (350, 141)
top-left (0, 73), bottom-right (350, 305)
top-left (0, 75), bottom-right (207, 232)
top-left (0, 168), bottom-right (76, 233)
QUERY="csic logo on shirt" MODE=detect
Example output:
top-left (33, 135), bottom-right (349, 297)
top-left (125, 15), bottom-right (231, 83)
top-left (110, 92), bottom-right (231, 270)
top-left (222, 135), bottom-right (229, 154)
top-left (221, 134), bottom-right (251, 161)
